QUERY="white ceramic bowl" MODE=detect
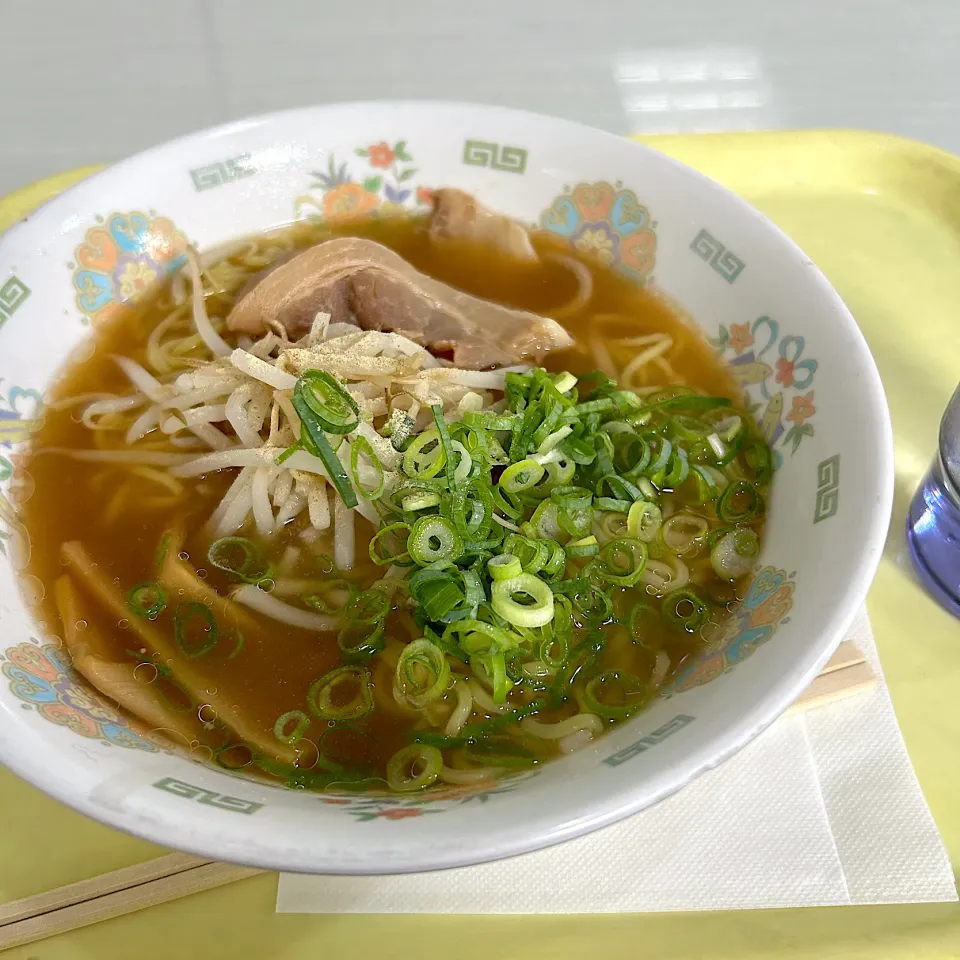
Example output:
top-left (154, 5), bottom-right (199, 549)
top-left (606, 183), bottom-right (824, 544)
top-left (0, 102), bottom-right (892, 873)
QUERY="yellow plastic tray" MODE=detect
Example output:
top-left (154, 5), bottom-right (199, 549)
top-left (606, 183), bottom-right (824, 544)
top-left (1, 131), bottom-right (958, 959)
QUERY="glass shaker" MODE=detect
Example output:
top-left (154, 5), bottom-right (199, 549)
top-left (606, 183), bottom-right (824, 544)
top-left (906, 382), bottom-right (960, 617)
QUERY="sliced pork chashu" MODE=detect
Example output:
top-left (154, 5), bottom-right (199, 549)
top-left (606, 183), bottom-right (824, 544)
top-left (226, 236), bottom-right (572, 369)
top-left (428, 188), bottom-right (538, 264)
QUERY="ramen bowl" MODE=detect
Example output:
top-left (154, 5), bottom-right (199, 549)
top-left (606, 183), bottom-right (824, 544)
top-left (0, 102), bottom-right (892, 873)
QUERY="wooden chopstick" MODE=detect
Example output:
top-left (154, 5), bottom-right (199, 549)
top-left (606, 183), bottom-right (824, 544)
top-left (788, 641), bottom-right (877, 714)
top-left (0, 857), bottom-right (263, 950)
top-left (0, 852), bottom-right (211, 926)
top-left (0, 641), bottom-right (876, 948)
top-left (813, 640), bottom-right (868, 676)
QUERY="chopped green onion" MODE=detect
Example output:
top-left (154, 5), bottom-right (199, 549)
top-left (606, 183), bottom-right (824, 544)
top-left (289, 391), bottom-right (358, 508)
top-left (401, 491), bottom-right (442, 512)
top-left (226, 631), bottom-right (245, 660)
top-left (491, 573), bottom-right (555, 628)
top-left (582, 670), bottom-right (649, 720)
top-left (657, 447), bottom-right (690, 488)
top-left (207, 537), bottom-right (269, 584)
top-left (337, 619), bottom-right (386, 663)
top-left (644, 393), bottom-right (731, 414)
top-left (126, 581), bottom-right (167, 620)
top-left (715, 412), bottom-right (745, 441)
top-left (409, 515), bottom-right (464, 565)
top-left (274, 710), bottom-right (310, 744)
top-left (558, 505), bottom-right (593, 538)
top-left (551, 484), bottom-right (593, 511)
top-left (660, 512), bottom-right (710, 553)
top-left (450, 479), bottom-right (495, 542)
top-left (214, 743), bottom-right (254, 770)
top-left (155, 533), bottom-right (171, 570)
top-left (537, 426), bottom-right (574, 455)
top-left (295, 370), bottom-right (360, 434)
top-left (661, 587), bottom-right (710, 633)
top-left (739, 438), bottom-right (773, 484)
top-left (403, 429), bottom-right (446, 479)
top-left (529, 500), bottom-right (567, 541)
top-left (626, 601), bottom-right (658, 644)
top-left (450, 440), bottom-right (473, 483)
top-left (618, 436), bottom-right (652, 476)
top-left (275, 440), bottom-right (302, 466)
top-left (488, 553), bottom-right (522, 580)
top-left (575, 398), bottom-right (616, 415)
top-left (350, 435), bottom-right (386, 500)
top-left (627, 500), bottom-right (662, 542)
top-left (347, 589), bottom-right (391, 623)
top-left (369, 522), bottom-right (412, 566)
top-left (591, 538), bottom-right (648, 587)
top-left (288, 373), bottom-right (359, 506)
top-left (637, 476), bottom-right (657, 499)
top-left (357, 366), bottom-right (771, 748)
top-left (545, 456), bottom-right (576, 487)
top-left (690, 464), bottom-right (719, 503)
top-left (173, 601), bottom-right (218, 658)
top-left (502, 534), bottom-right (549, 572)
top-left (542, 540), bottom-right (567, 577)
top-left (474, 651), bottom-right (512, 703)
top-left (671, 414), bottom-right (714, 443)
top-left (303, 578), bottom-right (356, 614)
top-left (538, 628), bottom-right (570, 669)
top-left (308, 666), bottom-right (374, 720)
top-left (717, 480), bottom-right (764, 524)
top-left (444, 619), bottom-right (519, 656)
top-left (710, 528), bottom-right (760, 580)
top-left (706, 432), bottom-right (728, 460)
top-left (596, 497), bottom-right (630, 513)
top-left (396, 638), bottom-right (451, 708)
top-left (611, 390), bottom-right (642, 411)
top-left (455, 697), bottom-right (549, 745)
top-left (596, 510), bottom-right (629, 541)
top-left (566, 535), bottom-right (599, 558)
top-left (467, 738), bottom-right (539, 768)
top-left (431, 405), bottom-right (459, 490)
top-left (550, 636), bottom-right (604, 703)
top-left (492, 484), bottom-right (524, 521)
top-left (463, 410), bottom-right (516, 431)
top-left (555, 577), bottom-right (613, 624)
top-left (386, 744), bottom-right (443, 792)
top-left (596, 475), bottom-right (642, 502)
top-left (409, 563), bottom-right (483, 623)
top-left (500, 458), bottom-right (546, 494)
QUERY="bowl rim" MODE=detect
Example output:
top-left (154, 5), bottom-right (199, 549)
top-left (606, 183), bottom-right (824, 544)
top-left (0, 99), bottom-right (895, 874)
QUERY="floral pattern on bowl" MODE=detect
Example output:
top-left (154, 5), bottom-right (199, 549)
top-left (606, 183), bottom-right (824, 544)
top-left (539, 181), bottom-right (657, 282)
top-left (1, 642), bottom-right (162, 752)
top-left (0, 490), bottom-right (25, 560)
top-left (70, 212), bottom-right (189, 326)
top-left (295, 140), bottom-right (432, 221)
top-left (0, 381), bottom-right (42, 485)
top-left (713, 316), bottom-right (818, 463)
top-left (669, 566), bottom-right (796, 694)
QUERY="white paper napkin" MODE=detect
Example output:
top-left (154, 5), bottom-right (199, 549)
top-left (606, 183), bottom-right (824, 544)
top-left (277, 610), bottom-right (957, 913)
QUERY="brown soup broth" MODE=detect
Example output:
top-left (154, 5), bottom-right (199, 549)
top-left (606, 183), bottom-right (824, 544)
top-left (22, 214), bottom-right (757, 790)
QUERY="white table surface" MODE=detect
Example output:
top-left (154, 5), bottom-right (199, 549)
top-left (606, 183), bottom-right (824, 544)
top-left (1, 0), bottom-right (959, 195)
